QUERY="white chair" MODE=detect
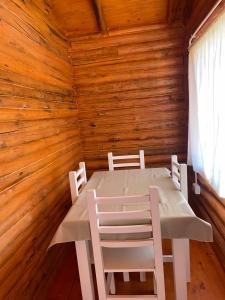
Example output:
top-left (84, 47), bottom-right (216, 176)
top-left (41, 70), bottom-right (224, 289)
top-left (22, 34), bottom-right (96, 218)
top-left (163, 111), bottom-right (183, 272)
top-left (108, 150), bottom-right (145, 171)
top-left (69, 162), bottom-right (115, 294)
top-left (171, 155), bottom-right (190, 282)
top-left (87, 187), bottom-right (166, 300)
top-left (69, 162), bottom-right (87, 204)
top-left (108, 150), bottom-right (146, 282)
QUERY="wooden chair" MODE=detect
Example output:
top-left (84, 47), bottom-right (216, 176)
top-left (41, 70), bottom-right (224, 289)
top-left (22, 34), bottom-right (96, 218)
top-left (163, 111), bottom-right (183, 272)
top-left (108, 150), bottom-right (146, 282)
top-left (108, 150), bottom-right (145, 171)
top-left (69, 162), bottom-right (115, 294)
top-left (69, 162), bottom-right (87, 204)
top-left (87, 187), bottom-right (165, 300)
top-left (171, 155), bottom-right (190, 282)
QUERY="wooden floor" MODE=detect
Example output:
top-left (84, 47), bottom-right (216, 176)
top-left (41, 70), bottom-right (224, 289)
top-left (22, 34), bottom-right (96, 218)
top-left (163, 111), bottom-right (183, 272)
top-left (44, 241), bottom-right (225, 300)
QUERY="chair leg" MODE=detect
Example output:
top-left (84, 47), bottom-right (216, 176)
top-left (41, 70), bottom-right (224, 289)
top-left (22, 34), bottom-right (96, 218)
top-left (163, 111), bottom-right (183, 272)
top-left (153, 273), bottom-right (157, 294)
top-left (110, 273), bottom-right (116, 294)
top-left (140, 272), bottom-right (146, 282)
top-left (123, 272), bottom-right (130, 282)
top-left (185, 239), bottom-right (191, 282)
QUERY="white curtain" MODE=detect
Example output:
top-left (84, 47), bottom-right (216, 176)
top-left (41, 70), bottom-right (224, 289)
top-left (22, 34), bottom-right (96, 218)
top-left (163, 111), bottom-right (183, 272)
top-left (188, 9), bottom-right (225, 197)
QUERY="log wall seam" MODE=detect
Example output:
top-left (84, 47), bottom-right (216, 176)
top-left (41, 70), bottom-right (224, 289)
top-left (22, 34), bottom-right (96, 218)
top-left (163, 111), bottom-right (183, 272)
top-left (71, 24), bottom-right (188, 174)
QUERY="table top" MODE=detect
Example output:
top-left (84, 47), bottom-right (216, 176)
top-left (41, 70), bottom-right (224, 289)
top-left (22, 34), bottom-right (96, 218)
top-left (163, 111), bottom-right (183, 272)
top-left (50, 168), bottom-right (213, 247)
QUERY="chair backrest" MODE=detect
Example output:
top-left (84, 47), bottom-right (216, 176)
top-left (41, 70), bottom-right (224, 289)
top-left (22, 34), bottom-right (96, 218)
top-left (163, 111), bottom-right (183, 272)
top-left (69, 162), bottom-right (87, 204)
top-left (88, 187), bottom-right (164, 299)
top-left (108, 150), bottom-right (145, 171)
top-left (171, 155), bottom-right (188, 200)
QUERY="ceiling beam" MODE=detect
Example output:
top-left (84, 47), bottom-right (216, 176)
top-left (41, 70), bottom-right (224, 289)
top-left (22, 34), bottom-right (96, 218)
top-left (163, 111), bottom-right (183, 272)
top-left (92, 0), bottom-right (108, 34)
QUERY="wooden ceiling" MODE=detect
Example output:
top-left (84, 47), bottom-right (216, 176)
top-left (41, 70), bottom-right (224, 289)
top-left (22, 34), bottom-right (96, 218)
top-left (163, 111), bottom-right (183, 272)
top-left (50, 0), bottom-right (194, 38)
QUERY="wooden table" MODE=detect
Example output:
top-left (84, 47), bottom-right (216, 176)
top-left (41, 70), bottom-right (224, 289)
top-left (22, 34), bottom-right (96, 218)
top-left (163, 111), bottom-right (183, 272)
top-left (50, 168), bottom-right (213, 300)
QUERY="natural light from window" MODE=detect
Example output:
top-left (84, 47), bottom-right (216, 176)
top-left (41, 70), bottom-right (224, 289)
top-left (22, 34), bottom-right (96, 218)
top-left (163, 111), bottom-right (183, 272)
top-left (188, 9), bottom-right (225, 198)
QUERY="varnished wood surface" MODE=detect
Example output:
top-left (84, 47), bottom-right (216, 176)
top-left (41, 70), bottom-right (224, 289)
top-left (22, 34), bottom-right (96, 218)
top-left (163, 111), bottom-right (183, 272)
top-left (1, 0), bottom-right (224, 298)
top-left (0, 1), bottom-right (82, 299)
top-left (51, 0), bottom-right (99, 37)
top-left (44, 241), bottom-right (225, 300)
top-left (50, 0), bottom-right (193, 38)
top-left (70, 23), bottom-right (188, 174)
top-left (189, 172), bottom-right (225, 271)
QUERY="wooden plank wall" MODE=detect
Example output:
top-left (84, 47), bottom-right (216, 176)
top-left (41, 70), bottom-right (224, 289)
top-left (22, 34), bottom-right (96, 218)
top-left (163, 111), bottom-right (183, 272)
top-left (186, 0), bottom-right (225, 271)
top-left (70, 23), bottom-right (188, 174)
top-left (192, 175), bottom-right (225, 270)
top-left (0, 0), bottom-right (82, 299)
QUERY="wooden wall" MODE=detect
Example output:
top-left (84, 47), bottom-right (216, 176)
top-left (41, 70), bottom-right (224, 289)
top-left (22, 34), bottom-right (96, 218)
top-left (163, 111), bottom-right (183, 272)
top-left (189, 174), bottom-right (225, 270)
top-left (186, 0), bottom-right (225, 271)
top-left (70, 23), bottom-right (187, 173)
top-left (0, 0), bottom-right (82, 299)
top-left (1, 0), bottom-right (224, 298)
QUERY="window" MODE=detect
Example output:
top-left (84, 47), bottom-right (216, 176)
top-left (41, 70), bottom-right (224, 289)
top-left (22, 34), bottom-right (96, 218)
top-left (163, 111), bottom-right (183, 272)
top-left (188, 9), bottom-right (225, 197)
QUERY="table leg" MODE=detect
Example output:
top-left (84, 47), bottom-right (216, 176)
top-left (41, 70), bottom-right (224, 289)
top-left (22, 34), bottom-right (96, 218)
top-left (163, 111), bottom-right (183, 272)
top-left (184, 239), bottom-right (191, 282)
top-left (75, 240), bottom-right (95, 300)
top-left (172, 239), bottom-right (187, 300)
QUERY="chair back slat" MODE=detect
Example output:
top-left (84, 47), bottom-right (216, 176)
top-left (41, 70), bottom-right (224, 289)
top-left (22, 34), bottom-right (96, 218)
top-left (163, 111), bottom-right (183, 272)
top-left (171, 155), bottom-right (188, 201)
top-left (100, 239), bottom-right (154, 248)
top-left (171, 155), bottom-right (180, 182)
top-left (77, 177), bottom-right (85, 189)
top-left (97, 210), bottom-right (150, 221)
top-left (69, 162), bottom-right (87, 204)
top-left (99, 224), bottom-right (152, 234)
top-left (108, 150), bottom-right (145, 171)
top-left (113, 154), bottom-right (140, 160)
top-left (76, 167), bottom-right (84, 178)
top-left (113, 162), bottom-right (140, 168)
top-left (96, 195), bottom-right (149, 205)
top-left (172, 170), bottom-right (180, 181)
top-left (107, 296), bottom-right (157, 300)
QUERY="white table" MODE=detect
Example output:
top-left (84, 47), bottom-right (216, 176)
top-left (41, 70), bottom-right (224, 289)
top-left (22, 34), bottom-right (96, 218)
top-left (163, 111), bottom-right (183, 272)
top-left (50, 168), bottom-right (213, 300)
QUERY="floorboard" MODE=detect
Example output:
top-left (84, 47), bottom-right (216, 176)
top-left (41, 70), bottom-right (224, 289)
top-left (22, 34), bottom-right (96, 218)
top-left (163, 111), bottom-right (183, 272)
top-left (43, 241), bottom-right (225, 300)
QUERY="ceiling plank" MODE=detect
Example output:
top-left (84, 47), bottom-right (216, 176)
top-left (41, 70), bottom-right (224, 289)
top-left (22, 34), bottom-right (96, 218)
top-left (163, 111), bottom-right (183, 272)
top-left (92, 0), bottom-right (108, 34)
top-left (183, 0), bottom-right (195, 23)
top-left (168, 0), bottom-right (187, 23)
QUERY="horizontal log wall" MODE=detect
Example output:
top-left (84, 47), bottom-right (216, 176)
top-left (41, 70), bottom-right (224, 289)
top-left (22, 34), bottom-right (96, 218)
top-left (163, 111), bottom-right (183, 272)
top-left (70, 23), bottom-right (188, 173)
top-left (186, 0), bottom-right (225, 270)
top-left (189, 173), bottom-right (225, 270)
top-left (0, 0), bottom-right (82, 299)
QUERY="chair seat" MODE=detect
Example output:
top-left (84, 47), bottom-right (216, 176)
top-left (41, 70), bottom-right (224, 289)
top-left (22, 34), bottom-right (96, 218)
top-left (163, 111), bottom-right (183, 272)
top-left (103, 246), bottom-right (155, 272)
